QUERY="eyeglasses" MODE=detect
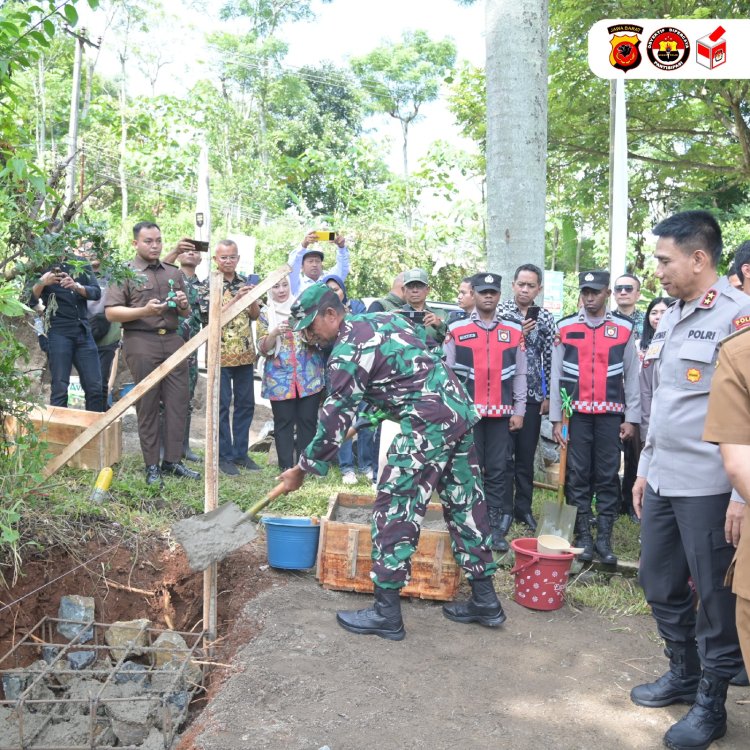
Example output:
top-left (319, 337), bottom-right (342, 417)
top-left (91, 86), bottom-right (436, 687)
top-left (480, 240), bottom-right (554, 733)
top-left (614, 285), bottom-right (634, 293)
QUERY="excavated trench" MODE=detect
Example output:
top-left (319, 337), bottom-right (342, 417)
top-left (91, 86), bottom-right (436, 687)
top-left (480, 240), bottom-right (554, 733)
top-left (0, 536), bottom-right (272, 749)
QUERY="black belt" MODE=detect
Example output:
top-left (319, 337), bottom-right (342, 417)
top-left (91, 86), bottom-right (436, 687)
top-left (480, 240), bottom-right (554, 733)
top-left (126, 328), bottom-right (176, 335)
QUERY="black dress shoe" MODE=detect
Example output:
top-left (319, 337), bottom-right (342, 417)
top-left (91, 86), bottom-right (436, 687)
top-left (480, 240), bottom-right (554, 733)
top-left (219, 460), bottom-right (240, 476)
top-left (515, 512), bottom-right (537, 533)
top-left (145, 464), bottom-right (163, 486)
top-left (183, 447), bottom-right (201, 462)
top-left (161, 461), bottom-right (201, 480)
top-left (234, 456), bottom-right (261, 471)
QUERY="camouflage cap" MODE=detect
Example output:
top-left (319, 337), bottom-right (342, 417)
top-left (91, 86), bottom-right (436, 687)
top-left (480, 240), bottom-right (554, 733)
top-left (290, 284), bottom-right (339, 331)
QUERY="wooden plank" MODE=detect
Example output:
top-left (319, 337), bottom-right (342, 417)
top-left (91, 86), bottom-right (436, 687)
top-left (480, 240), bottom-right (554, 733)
top-left (346, 528), bottom-right (359, 579)
top-left (42, 264), bottom-right (290, 478)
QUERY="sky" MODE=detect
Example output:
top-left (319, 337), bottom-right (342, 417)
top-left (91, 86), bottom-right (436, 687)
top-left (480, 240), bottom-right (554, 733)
top-left (77, 0), bottom-right (486, 176)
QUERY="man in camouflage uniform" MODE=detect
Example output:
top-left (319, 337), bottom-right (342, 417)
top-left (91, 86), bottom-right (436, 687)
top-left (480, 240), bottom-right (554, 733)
top-left (164, 239), bottom-right (209, 461)
top-left (279, 285), bottom-right (504, 641)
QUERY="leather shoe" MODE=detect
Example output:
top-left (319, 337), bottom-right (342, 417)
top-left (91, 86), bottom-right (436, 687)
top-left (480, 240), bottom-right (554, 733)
top-left (234, 456), bottom-right (261, 471)
top-left (183, 447), bottom-right (201, 462)
top-left (145, 464), bottom-right (162, 487)
top-left (161, 461), bottom-right (201, 480)
top-left (515, 512), bottom-right (537, 533)
top-left (219, 460), bottom-right (240, 476)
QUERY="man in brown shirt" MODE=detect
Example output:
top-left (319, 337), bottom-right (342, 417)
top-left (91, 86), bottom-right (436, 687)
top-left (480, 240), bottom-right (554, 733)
top-left (105, 221), bottom-right (200, 486)
top-left (704, 323), bottom-right (750, 681)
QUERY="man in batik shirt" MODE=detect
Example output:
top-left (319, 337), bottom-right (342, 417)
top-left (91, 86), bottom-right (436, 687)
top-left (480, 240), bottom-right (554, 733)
top-left (279, 284), bottom-right (504, 641)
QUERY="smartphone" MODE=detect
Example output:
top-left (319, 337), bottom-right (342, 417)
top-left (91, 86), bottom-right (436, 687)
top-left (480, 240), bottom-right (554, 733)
top-left (526, 305), bottom-right (541, 321)
top-left (190, 239), bottom-right (210, 253)
top-left (313, 230), bottom-right (335, 242)
top-left (398, 309), bottom-right (426, 325)
top-left (246, 273), bottom-right (260, 286)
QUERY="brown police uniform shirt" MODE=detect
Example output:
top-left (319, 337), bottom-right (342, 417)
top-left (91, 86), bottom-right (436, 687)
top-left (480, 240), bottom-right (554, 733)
top-left (104, 255), bottom-right (187, 332)
top-left (704, 324), bottom-right (750, 600)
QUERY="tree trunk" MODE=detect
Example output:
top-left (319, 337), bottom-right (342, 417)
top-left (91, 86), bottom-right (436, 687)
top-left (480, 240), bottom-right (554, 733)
top-left (36, 57), bottom-right (46, 168)
top-left (485, 0), bottom-right (549, 287)
top-left (119, 57), bottom-right (128, 226)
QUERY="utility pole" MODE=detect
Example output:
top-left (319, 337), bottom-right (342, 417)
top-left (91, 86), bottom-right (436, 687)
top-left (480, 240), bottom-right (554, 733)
top-left (64, 29), bottom-right (100, 209)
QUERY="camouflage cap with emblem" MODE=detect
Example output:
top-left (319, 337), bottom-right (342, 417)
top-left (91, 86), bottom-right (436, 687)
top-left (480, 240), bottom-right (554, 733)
top-left (290, 283), bottom-right (340, 331)
top-left (578, 270), bottom-right (610, 290)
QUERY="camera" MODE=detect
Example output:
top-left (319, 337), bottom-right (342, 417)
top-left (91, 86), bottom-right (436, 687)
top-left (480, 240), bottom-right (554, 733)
top-left (313, 230), bottom-right (335, 243)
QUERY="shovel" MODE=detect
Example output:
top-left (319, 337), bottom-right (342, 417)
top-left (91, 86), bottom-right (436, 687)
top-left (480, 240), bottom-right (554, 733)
top-left (171, 418), bottom-right (375, 571)
top-left (172, 481), bottom-right (289, 572)
top-left (538, 389), bottom-right (577, 541)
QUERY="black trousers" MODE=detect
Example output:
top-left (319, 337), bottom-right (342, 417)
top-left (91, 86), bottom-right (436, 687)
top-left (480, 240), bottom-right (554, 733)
top-left (565, 412), bottom-right (621, 520)
top-left (271, 393), bottom-right (321, 470)
top-left (474, 416), bottom-right (511, 513)
top-left (639, 485), bottom-right (741, 678)
top-left (619, 428), bottom-right (641, 514)
top-left (505, 400), bottom-right (542, 517)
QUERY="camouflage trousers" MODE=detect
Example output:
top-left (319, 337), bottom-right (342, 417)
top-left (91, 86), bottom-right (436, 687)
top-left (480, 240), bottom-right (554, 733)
top-left (370, 428), bottom-right (497, 588)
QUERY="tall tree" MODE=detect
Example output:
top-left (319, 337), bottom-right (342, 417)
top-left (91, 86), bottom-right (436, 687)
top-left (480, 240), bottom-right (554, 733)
top-left (485, 0), bottom-right (548, 284)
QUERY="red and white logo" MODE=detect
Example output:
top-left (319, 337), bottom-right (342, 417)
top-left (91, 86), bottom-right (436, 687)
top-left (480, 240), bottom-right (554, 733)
top-left (697, 26), bottom-right (726, 69)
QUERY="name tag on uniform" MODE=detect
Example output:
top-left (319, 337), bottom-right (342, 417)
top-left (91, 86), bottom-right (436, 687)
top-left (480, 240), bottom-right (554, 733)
top-left (645, 341), bottom-right (664, 360)
top-left (458, 332), bottom-right (478, 341)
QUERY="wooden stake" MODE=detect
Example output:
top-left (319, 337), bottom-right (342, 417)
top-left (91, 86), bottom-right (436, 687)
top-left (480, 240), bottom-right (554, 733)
top-left (203, 270), bottom-right (222, 656)
top-left (42, 265), bottom-right (290, 478)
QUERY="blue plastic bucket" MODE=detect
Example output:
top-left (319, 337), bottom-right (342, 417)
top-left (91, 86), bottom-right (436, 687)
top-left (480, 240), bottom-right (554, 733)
top-left (118, 382), bottom-right (135, 400)
top-left (263, 516), bottom-right (320, 569)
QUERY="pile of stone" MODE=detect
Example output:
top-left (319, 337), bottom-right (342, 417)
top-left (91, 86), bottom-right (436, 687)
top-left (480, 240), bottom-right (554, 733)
top-left (0, 596), bottom-right (204, 749)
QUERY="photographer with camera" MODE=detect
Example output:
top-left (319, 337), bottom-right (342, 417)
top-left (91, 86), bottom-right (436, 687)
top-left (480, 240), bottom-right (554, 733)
top-left (398, 268), bottom-right (447, 350)
top-left (30, 250), bottom-right (104, 413)
top-left (287, 231), bottom-right (350, 297)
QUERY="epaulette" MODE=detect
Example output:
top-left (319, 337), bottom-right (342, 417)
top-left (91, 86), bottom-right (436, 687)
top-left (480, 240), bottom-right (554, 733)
top-left (557, 312), bottom-right (578, 325)
top-left (720, 323), bottom-right (750, 347)
top-left (611, 310), bottom-right (635, 329)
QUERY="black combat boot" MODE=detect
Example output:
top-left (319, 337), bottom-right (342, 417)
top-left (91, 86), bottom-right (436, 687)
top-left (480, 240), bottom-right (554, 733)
top-left (182, 414), bottom-right (200, 462)
top-left (488, 507), bottom-right (510, 553)
top-left (663, 671), bottom-right (728, 750)
top-left (594, 515), bottom-right (617, 565)
top-left (631, 640), bottom-right (701, 707)
top-left (442, 577), bottom-right (506, 627)
top-left (573, 515), bottom-right (594, 562)
top-left (336, 586), bottom-right (405, 641)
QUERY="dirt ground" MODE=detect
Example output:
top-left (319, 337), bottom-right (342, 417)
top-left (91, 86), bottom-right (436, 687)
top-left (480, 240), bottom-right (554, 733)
top-left (3, 377), bottom-right (748, 750)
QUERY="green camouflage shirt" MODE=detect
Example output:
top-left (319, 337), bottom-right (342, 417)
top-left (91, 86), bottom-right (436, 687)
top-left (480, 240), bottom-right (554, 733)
top-left (299, 312), bottom-right (477, 475)
top-left (179, 272), bottom-right (209, 342)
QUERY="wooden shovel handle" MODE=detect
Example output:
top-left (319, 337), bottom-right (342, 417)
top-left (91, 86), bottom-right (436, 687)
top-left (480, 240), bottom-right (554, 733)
top-left (245, 481), bottom-right (287, 521)
top-left (557, 412), bottom-right (570, 506)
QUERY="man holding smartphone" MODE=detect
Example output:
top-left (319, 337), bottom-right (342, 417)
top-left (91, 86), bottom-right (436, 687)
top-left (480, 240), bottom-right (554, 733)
top-left (287, 231), bottom-right (350, 297)
top-left (499, 264), bottom-right (558, 532)
top-left (398, 268), bottom-right (447, 350)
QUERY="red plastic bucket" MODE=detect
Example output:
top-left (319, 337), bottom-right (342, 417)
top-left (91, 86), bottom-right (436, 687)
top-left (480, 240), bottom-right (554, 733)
top-left (510, 537), bottom-right (574, 611)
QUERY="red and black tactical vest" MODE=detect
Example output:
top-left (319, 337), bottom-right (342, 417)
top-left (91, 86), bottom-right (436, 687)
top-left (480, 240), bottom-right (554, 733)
top-left (448, 316), bottom-right (523, 417)
top-left (557, 311), bottom-right (634, 414)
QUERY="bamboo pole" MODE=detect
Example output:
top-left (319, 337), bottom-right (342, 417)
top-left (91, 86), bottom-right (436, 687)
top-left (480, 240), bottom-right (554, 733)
top-left (42, 265), bottom-right (289, 478)
top-left (203, 270), bottom-right (222, 656)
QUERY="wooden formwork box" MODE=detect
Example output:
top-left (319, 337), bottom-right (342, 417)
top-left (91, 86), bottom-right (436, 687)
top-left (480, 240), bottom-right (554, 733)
top-left (315, 492), bottom-right (461, 601)
top-left (5, 404), bottom-right (122, 471)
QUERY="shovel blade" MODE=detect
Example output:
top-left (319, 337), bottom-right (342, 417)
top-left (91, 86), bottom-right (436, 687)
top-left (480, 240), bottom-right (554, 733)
top-left (172, 502), bottom-right (257, 572)
top-left (538, 501), bottom-right (577, 542)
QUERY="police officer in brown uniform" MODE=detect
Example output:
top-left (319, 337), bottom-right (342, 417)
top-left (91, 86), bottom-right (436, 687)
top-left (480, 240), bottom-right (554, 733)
top-left (631, 210), bottom-right (750, 750)
top-left (105, 222), bottom-right (201, 486)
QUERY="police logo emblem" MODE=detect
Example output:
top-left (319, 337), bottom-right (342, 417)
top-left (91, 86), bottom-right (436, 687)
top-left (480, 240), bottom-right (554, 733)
top-left (686, 368), bottom-right (701, 383)
top-left (608, 25), bottom-right (643, 72)
top-left (584, 272), bottom-right (595, 282)
top-left (484, 275), bottom-right (494, 283)
top-left (647, 27), bottom-right (690, 71)
top-left (604, 325), bottom-right (617, 338)
top-left (498, 330), bottom-right (510, 343)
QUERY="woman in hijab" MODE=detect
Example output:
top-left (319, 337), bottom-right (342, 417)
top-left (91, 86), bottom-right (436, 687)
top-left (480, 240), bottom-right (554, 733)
top-left (257, 277), bottom-right (326, 470)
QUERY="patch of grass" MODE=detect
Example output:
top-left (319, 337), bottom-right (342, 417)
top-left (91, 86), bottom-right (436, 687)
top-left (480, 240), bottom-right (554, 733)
top-left (566, 572), bottom-right (650, 617)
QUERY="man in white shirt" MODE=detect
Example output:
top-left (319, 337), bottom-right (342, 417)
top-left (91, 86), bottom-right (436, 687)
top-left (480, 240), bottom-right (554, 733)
top-left (287, 231), bottom-right (350, 297)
